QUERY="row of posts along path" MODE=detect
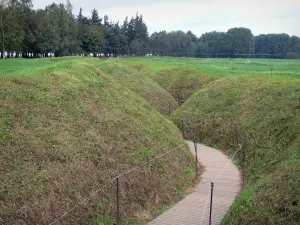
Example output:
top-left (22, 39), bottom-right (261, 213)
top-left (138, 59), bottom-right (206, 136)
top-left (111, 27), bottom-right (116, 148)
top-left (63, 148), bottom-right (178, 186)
top-left (148, 141), bottom-right (241, 225)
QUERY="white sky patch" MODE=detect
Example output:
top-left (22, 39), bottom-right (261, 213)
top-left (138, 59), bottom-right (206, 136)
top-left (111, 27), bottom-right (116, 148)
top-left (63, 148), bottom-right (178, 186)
top-left (32, 0), bottom-right (300, 36)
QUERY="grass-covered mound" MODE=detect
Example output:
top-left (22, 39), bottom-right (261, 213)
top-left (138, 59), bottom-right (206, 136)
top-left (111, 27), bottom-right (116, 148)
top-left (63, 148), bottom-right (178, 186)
top-left (122, 62), bottom-right (212, 104)
top-left (152, 68), bottom-right (211, 103)
top-left (172, 76), bottom-right (300, 224)
top-left (0, 58), bottom-right (194, 224)
top-left (97, 61), bottom-right (178, 114)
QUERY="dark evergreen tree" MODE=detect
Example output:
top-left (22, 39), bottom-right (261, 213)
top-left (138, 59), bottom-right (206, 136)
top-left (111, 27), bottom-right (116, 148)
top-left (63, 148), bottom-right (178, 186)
top-left (76, 8), bottom-right (105, 55)
top-left (127, 16), bottom-right (135, 44)
top-left (0, 0), bottom-right (23, 52)
top-left (121, 17), bottom-right (129, 40)
top-left (120, 18), bottom-right (129, 55)
top-left (103, 15), bottom-right (113, 55)
top-left (127, 13), bottom-right (149, 55)
top-left (91, 9), bottom-right (102, 26)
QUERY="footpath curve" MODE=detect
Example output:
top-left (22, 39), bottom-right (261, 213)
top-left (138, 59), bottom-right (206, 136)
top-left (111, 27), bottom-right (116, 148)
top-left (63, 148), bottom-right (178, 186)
top-left (149, 141), bottom-right (241, 225)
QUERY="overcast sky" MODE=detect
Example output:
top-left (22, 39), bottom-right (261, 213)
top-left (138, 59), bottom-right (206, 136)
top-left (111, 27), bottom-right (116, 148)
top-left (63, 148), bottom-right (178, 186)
top-left (32, 0), bottom-right (300, 37)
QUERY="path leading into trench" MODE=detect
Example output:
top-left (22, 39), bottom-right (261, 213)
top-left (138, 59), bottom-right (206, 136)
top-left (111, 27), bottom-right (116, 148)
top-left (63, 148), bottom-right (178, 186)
top-left (148, 141), bottom-right (241, 225)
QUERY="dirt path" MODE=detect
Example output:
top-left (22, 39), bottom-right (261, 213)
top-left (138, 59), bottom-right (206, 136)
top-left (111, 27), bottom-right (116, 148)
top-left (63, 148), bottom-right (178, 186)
top-left (148, 141), bottom-right (241, 225)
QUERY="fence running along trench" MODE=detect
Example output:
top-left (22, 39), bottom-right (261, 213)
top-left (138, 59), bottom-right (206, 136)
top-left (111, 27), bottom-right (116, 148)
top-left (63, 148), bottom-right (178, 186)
top-left (172, 110), bottom-right (247, 186)
top-left (48, 107), bottom-right (246, 225)
top-left (159, 105), bottom-right (247, 225)
top-left (48, 142), bottom-right (188, 225)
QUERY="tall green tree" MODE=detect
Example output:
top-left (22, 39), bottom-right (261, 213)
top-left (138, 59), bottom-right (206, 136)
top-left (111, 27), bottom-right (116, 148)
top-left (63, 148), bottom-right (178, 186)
top-left (0, 0), bottom-right (23, 52)
top-left (45, 2), bottom-right (78, 56)
top-left (103, 15), bottom-right (113, 55)
top-left (255, 33), bottom-right (291, 57)
top-left (121, 17), bottom-right (129, 40)
top-left (127, 13), bottom-right (149, 55)
top-left (111, 23), bottom-right (122, 55)
top-left (12, 0), bottom-right (34, 52)
top-left (91, 9), bottom-right (102, 26)
top-left (149, 31), bottom-right (170, 56)
top-left (120, 18), bottom-right (129, 55)
top-left (33, 9), bottom-right (59, 53)
top-left (2, 0), bottom-right (300, 59)
top-left (0, 0), bottom-right (9, 54)
top-left (77, 8), bottom-right (105, 54)
top-left (290, 36), bottom-right (300, 52)
top-left (187, 31), bottom-right (198, 43)
top-left (226, 27), bottom-right (254, 55)
top-left (195, 41), bottom-right (209, 57)
top-left (200, 31), bottom-right (230, 56)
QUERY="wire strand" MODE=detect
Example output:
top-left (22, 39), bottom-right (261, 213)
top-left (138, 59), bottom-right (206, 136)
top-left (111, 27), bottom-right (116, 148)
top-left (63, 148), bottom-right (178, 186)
top-left (48, 142), bottom-right (187, 225)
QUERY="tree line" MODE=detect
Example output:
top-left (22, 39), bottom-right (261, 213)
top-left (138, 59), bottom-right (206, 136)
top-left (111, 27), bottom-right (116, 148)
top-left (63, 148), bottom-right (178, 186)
top-left (150, 28), bottom-right (300, 58)
top-left (1, 0), bottom-right (300, 59)
top-left (0, 0), bottom-right (148, 57)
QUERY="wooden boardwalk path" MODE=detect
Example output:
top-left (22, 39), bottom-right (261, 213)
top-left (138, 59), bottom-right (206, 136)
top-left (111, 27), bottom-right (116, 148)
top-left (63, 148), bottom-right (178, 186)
top-left (148, 141), bottom-right (241, 225)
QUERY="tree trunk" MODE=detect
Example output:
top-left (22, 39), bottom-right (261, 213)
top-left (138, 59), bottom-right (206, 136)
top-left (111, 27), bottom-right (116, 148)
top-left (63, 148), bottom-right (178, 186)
top-left (0, 1), bottom-right (5, 59)
top-left (0, 14), bottom-right (3, 59)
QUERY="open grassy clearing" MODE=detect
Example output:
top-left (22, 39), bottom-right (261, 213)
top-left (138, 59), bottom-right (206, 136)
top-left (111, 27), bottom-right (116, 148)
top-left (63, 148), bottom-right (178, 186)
top-left (122, 57), bottom-right (300, 80)
top-left (0, 58), bottom-right (194, 224)
top-left (0, 57), bottom-right (92, 77)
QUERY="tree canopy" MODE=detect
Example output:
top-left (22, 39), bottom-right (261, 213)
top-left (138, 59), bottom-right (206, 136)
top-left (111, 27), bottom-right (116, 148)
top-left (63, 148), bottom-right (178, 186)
top-left (1, 0), bottom-right (300, 58)
top-left (0, 0), bottom-right (149, 56)
top-left (150, 28), bottom-right (300, 58)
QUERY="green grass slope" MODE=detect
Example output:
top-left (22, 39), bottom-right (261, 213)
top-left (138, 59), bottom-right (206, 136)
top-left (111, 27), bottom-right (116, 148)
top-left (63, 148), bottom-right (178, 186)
top-left (0, 57), bottom-right (87, 77)
top-left (152, 67), bottom-right (212, 102)
top-left (97, 61), bottom-right (178, 114)
top-left (172, 76), bottom-right (300, 224)
top-left (0, 58), bottom-right (194, 224)
top-left (121, 62), bottom-right (212, 104)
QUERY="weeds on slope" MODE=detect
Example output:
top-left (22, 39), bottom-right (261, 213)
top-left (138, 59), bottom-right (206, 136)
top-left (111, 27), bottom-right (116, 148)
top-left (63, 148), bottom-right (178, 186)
top-left (0, 58), bottom-right (194, 224)
top-left (173, 76), bottom-right (300, 224)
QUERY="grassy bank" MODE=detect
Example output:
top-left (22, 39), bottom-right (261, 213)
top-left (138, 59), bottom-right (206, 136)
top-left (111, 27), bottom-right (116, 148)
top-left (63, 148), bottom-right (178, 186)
top-left (2, 56), bottom-right (299, 224)
top-left (0, 58), bottom-right (194, 224)
top-left (97, 61), bottom-right (178, 114)
top-left (172, 76), bottom-right (300, 224)
top-left (123, 57), bottom-right (300, 224)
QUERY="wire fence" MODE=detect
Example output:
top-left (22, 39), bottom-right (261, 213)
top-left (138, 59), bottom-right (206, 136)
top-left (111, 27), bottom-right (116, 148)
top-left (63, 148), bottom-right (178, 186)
top-left (46, 109), bottom-right (246, 225)
top-left (157, 102), bottom-right (247, 225)
top-left (176, 113), bottom-right (246, 184)
top-left (25, 81), bottom-right (246, 225)
top-left (48, 142), bottom-right (190, 225)
top-left (183, 115), bottom-right (245, 225)
top-left (147, 52), bottom-right (300, 59)
top-left (4, 52), bottom-right (295, 224)
top-left (128, 55), bottom-right (300, 80)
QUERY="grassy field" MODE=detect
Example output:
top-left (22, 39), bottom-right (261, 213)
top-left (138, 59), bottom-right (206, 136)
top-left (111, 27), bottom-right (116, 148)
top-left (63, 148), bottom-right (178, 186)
top-left (122, 57), bottom-right (300, 79)
top-left (1, 56), bottom-right (299, 224)
top-left (0, 57), bottom-right (195, 224)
